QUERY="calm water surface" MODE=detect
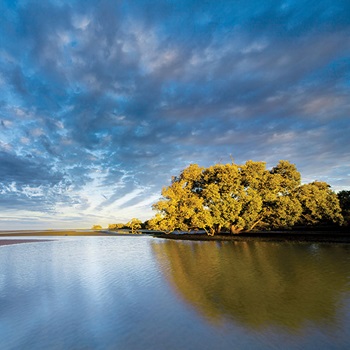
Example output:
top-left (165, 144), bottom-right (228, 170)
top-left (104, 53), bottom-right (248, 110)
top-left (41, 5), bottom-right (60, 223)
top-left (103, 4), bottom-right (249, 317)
top-left (0, 236), bottom-right (349, 349)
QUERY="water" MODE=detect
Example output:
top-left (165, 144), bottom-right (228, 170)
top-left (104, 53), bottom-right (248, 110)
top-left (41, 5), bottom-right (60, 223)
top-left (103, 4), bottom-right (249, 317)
top-left (0, 236), bottom-right (349, 349)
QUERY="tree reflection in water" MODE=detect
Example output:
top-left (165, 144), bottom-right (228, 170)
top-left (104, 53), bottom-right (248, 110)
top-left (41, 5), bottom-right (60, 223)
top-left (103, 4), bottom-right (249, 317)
top-left (152, 240), bottom-right (350, 331)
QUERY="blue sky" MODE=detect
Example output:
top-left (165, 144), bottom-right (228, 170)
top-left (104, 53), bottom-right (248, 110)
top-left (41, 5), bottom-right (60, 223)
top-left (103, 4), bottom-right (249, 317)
top-left (0, 0), bottom-right (349, 229)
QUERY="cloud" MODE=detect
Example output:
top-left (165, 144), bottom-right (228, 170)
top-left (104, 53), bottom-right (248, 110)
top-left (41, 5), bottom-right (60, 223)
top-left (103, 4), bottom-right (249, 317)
top-left (0, 0), bottom-right (349, 228)
top-left (0, 151), bottom-right (62, 186)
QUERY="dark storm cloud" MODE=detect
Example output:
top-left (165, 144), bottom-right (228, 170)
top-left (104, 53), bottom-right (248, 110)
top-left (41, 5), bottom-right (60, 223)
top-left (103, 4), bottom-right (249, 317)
top-left (0, 0), bottom-right (349, 228)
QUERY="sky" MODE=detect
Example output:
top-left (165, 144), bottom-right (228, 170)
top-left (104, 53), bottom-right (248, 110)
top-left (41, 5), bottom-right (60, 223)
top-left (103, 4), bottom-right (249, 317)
top-left (0, 0), bottom-right (349, 230)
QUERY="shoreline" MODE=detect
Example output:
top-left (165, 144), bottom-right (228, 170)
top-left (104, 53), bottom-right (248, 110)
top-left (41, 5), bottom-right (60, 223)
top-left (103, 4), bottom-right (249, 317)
top-left (152, 230), bottom-right (350, 243)
top-left (0, 229), bottom-right (350, 244)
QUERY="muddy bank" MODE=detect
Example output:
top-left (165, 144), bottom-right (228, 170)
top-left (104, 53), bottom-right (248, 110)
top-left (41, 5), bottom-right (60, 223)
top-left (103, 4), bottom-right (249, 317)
top-left (153, 230), bottom-right (350, 243)
top-left (0, 239), bottom-right (52, 246)
top-left (0, 230), bottom-right (112, 237)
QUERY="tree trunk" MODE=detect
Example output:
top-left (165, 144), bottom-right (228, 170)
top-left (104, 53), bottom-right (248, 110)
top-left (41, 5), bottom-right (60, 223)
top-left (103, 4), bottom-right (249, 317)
top-left (208, 225), bottom-right (221, 236)
top-left (215, 224), bottom-right (221, 235)
top-left (250, 217), bottom-right (263, 231)
top-left (230, 225), bottom-right (243, 234)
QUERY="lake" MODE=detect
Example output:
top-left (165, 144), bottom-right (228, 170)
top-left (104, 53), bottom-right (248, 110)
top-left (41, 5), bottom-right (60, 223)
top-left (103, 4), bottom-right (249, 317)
top-left (0, 236), bottom-right (349, 349)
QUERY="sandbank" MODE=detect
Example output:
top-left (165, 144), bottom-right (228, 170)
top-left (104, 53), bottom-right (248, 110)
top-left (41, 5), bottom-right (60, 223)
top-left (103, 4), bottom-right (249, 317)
top-left (0, 230), bottom-right (111, 237)
top-left (0, 239), bottom-right (52, 246)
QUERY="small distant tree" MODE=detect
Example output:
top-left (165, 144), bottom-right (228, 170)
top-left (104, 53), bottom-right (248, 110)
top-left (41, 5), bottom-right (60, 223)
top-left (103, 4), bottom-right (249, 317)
top-left (126, 218), bottom-right (142, 234)
top-left (108, 223), bottom-right (125, 230)
top-left (92, 225), bottom-right (102, 230)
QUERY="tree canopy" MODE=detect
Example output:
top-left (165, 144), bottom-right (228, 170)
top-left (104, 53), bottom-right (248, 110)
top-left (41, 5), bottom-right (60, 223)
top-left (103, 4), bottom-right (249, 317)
top-left (149, 160), bottom-right (343, 235)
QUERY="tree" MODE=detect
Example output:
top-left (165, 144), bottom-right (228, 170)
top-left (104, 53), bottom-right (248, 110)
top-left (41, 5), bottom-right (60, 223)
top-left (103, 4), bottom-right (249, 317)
top-left (296, 182), bottom-right (343, 226)
top-left (200, 163), bottom-right (244, 234)
top-left (108, 223), bottom-right (125, 230)
top-left (126, 218), bottom-right (143, 234)
top-left (92, 225), bottom-right (102, 230)
top-left (151, 164), bottom-right (213, 234)
top-left (236, 160), bottom-right (302, 231)
top-left (150, 159), bottom-right (343, 235)
top-left (151, 160), bottom-right (306, 234)
top-left (270, 159), bottom-right (301, 191)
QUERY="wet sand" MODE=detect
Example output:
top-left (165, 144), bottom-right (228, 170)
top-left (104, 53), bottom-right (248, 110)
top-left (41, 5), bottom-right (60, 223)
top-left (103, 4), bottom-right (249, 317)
top-left (0, 230), bottom-right (145, 242)
top-left (0, 230), bottom-right (113, 246)
top-left (0, 239), bottom-right (52, 246)
top-left (0, 230), bottom-right (112, 237)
